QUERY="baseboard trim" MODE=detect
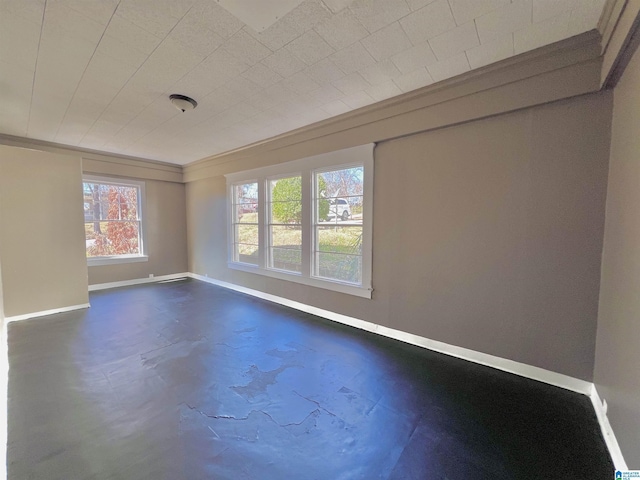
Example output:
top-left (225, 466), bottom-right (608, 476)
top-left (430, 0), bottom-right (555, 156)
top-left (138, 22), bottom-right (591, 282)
top-left (590, 385), bottom-right (628, 470)
top-left (0, 315), bottom-right (9, 480)
top-left (88, 272), bottom-right (190, 292)
top-left (191, 273), bottom-right (632, 465)
top-left (4, 303), bottom-right (91, 323)
top-left (1, 274), bottom-right (626, 474)
top-left (188, 273), bottom-right (592, 396)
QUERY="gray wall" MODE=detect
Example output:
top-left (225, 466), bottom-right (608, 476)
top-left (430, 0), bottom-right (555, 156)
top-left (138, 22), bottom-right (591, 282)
top-left (87, 178), bottom-right (188, 286)
top-left (594, 44), bottom-right (640, 467)
top-left (0, 145), bottom-right (89, 317)
top-left (186, 92), bottom-right (612, 381)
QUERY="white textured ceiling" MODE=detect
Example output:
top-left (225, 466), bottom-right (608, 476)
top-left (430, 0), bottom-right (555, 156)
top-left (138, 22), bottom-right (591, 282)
top-left (0, 0), bottom-right (606, 165)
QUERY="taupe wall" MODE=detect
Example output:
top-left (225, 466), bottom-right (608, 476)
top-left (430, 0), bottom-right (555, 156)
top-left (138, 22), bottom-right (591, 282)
top-left (87, 178), bottom-right (188, 285)
top-left (0, 139), bottom-right (188, 301)
top-left (594, 44), bottom-right (640, 467)
top-left (0, 145), bottom-right (88, 317)
top-left (0, 214), bottom-right (4, 322)
top-left (186, 92), bottom-right (612, 381)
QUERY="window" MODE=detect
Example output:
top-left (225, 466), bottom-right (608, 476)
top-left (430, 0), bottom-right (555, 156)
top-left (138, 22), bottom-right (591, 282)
top-left (231, 182), bottom-right (259, 265)
top-left (83, 176), bottom-right (146, 266)
top-left (268, 175), bottom-right (302, 273)
top-left (314, 166), bottom-right (364, 284)
top-left (226, 144), bottom-right (373, 298)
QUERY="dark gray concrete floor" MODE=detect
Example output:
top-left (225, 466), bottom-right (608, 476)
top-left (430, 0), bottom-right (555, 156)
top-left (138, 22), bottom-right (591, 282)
top-left (7, 279), bottom-right (613, 479)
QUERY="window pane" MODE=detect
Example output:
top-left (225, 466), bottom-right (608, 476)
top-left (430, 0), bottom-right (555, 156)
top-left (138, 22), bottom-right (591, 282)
top-left (235, 204), bottom-right (258, 223)
top-left (234, 182), bottom-right (258, 205)
top-left (83, 183), bottom-right (140, 221)
top-left (317, 252), bottom-right (362, 284)
top-left (316, 226), bottom-right (362, 255)
top-left (270, 201), bottom-right (302, 224)
top-left (85, 221), bottom-right (140, 257)
top-left (99, 200), bottom-right (110, 220)
top-left (270, 176), bottom-right (301, 202)
top-left (271, 225), bottom-right (301, 246)
top-left (270, 176), bottom-right (301, 224)
top-left (316, 166), bottom-right (363, 222)
top-left (271, 247), bottom-right (302, 272)
top-left (84, 200), bottom-right (94, 222)
top-left (234, 183), bottom-right (258, 222)
top-left (314, 166), bottom-right (364, 284)
top-left (236, 244), bottom-right (259, 265)
top-left (268, 176), bottom-right (301, 272)
top-left (268, 225), bottom-right (302, 272)
top-left (107, 186), bottom-right (138, 220)
top-left (84, 180), bottom-right (142, 259)
top-left (233, 182), bottom-right (259, 264)
top-left (236, 224), bottom-right (259, 246)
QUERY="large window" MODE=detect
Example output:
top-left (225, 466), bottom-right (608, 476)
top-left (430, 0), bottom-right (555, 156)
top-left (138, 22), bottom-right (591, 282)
top-left (83, 176), bottom-right (146, 265)
top-left (227, 144), bottom-right (373, 298)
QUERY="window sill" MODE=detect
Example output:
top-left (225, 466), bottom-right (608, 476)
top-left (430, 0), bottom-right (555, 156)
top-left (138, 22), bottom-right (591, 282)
top-left (228, 261), bottom-right (372, 299)
top-left (88, 255), bottom-right (148, 267)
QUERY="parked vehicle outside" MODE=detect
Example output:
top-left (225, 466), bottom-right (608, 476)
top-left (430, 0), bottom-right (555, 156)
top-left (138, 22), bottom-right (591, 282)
top-left (328, 198), bottom-right (351, 221)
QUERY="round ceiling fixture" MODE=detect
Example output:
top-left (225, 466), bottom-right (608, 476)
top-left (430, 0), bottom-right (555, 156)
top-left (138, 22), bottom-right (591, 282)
top-left (170, 94), bottom-right (197, 112)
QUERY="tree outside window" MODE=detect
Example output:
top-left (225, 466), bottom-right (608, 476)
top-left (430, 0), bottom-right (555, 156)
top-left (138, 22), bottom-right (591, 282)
top-left (226, 143), bottom-right (373, 298)
top-left (83, 180), bottom-right (142, 258)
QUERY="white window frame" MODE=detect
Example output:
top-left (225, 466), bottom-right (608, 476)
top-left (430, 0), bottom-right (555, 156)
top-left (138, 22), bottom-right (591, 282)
top-left (311, 162), bottom-right (366, 284)
top-left (83, 175), bottom-right (148, 267)
top-left (230, 179), bottom-right (260, 266)
top-left (226, 144), bottom-right (374, 298)
top-left (266, 172), bottom-right (303, 274)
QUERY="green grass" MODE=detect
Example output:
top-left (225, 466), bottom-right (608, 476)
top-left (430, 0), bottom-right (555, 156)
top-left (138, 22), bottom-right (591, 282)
top-left (236, 221), bottom-right (362, 282)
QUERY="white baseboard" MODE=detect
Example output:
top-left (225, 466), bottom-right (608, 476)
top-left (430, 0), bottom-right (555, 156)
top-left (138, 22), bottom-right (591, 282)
top-left (4, 303), bottom-right (91, 323)
top-left (88, 272), bottom-right (189, 292)
top-left (590, 384), bottom-right (628, 470)
top-left (0, 315), bottom-right (8, 480)
top-left (190, 273), bottom-right (630, 467)
top-left (188, 273), bottom-right (592, 395)
top-left (3, 273), bottom-right (624, 474)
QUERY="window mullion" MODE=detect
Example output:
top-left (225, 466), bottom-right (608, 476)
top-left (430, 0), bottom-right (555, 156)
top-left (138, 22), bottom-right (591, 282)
top-left (361, 158), bottom-right (373, 290)
top-left (258, 179), bottom-right (266, 269)
top-left (301, 170), bottom-right (311, 278)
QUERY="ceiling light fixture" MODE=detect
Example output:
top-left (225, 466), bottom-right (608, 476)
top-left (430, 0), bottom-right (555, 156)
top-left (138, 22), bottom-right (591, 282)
top-left (170, 94), bottom-right (197, 112)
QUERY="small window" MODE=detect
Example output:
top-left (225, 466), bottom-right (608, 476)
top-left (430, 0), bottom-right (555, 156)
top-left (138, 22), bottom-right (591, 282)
top-left (83, 176), bottom-right (146, 266)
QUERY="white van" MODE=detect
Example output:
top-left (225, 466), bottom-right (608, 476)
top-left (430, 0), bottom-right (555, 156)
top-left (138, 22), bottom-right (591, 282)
top-left (328, 198), bottom-right (351, 221)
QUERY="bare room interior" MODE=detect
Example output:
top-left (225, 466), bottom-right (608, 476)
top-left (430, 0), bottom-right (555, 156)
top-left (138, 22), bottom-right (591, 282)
top-left (0, 0), bottom-right (639, 478)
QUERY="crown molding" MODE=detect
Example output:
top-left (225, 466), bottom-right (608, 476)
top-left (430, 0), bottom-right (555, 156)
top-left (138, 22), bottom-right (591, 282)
top-left (0, 134), bottom-right (183, 183)
top-left (0, 28), bottom-right (610, 185)
top-left (600, 0), bottom-right (640, 88)
top-left (599, 0), bottom-right (627, 51)
top-left (183, 31), bottom-right (603, 183)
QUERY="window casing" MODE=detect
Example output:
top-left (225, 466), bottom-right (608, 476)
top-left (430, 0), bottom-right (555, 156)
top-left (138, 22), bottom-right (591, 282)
top-left (227, 144), bottom-right (373, 298)
top-left (313, 165), bottom-right (364, 284)
top-left (231, 181), bottom-right (259, 266)
top-left (83, 175), bottom-right (147, 266)
top-left (267, 175), bottom-right (303, 273)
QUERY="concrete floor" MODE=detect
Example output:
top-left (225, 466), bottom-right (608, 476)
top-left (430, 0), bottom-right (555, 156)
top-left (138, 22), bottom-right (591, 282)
top-left (7, 279), bottom-right (613, 479)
